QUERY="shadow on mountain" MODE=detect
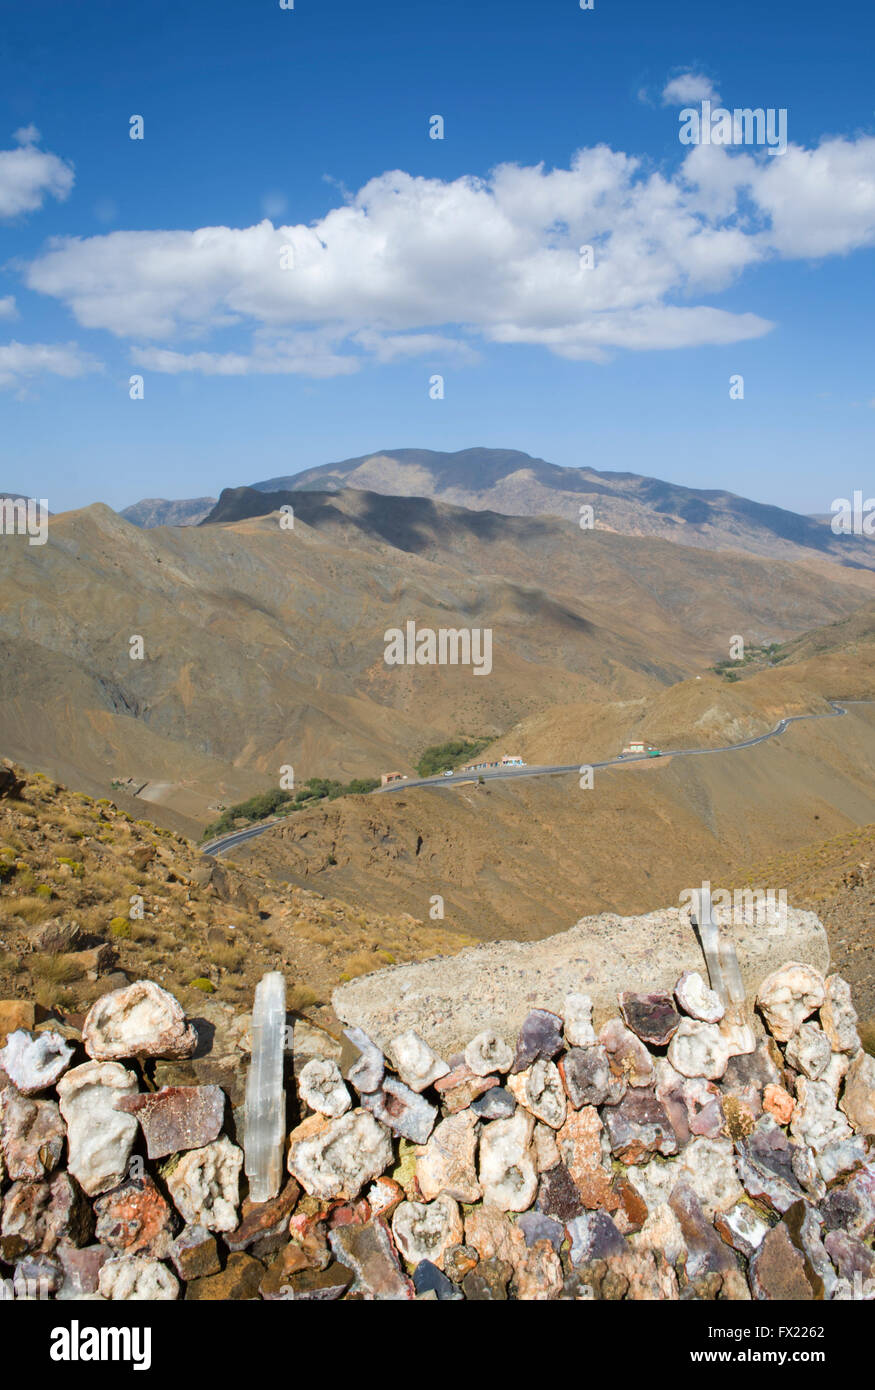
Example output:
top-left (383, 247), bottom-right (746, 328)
top-left (200, 485), bottom-right (561, 555)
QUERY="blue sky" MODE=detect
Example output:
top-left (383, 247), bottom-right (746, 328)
top-left (1, 0), bottom-right (873, 514)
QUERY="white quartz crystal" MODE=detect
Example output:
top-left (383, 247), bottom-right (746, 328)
top-left (244, 971), bottom-right (286, 1203)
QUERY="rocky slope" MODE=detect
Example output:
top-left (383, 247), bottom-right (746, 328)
top-left (0, 763), bottom-right (472, 1029)
top-left (742, 825), bottom-right (875, 1042)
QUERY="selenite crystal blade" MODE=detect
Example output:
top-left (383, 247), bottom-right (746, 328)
top-left (244, 972), bottom-right (286, 1204)
top-left (694, 885), bottom-right (726, 1004)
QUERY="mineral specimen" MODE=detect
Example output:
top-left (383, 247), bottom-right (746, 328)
top-left (244, 971), bottom-right (286, 1204)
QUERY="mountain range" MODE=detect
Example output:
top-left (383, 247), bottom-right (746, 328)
top-left (6, 450), bottom-right (875, 1034)
top-left (2, 474), bottom-right (874, 835)
top-left (121, 447), bottom-right (874, 571)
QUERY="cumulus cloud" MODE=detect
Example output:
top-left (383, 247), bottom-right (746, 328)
top-left (662, 71), bottom-right (721, 106)
top-left (0, 340), bottom-right (103, 390)
top-left (0, 296), bottom-right (17, 320)
top-left (19, 133), bottom-right (875, 372)
top-left (742, 138), bottom-right (875, 258)
top-left (0, 128), bottom-right (74, 220)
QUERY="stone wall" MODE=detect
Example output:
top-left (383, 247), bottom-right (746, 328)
top-left (1, 946), bottom-right (873, 1301)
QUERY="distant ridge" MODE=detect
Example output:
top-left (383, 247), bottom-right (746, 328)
top-left (120, 496), bottom-right (216, 528)
top-left (248, 447), bottom-right (875, 570)
top-left (119, 448), bottom-right (875, 569)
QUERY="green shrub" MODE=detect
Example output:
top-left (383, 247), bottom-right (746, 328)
top-left (415, 737), bottom-right (491, 778)
top-left (202, 775), bottom-right (380, 841)
top-left (56, 857), bottom-right (84, 878)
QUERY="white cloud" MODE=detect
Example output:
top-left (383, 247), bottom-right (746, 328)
top-left (0, 129), bottom-right (74, 220)
top-left (662, 71), bottom-right (721, 106)
top-left (679, 137), bottom-right (875, 258)
top-left (0, 296), bottom-right (17, 320)
top-left (0, 340), bottom-right (103, 390)
top-left (131, 333), bottom-right (358, 378)
top-left (350, 329), bottom-right (479, 363)
top-left (745, 138), bottom-right (875, 258)
top-left (19, 133), bottom-right (875, 372)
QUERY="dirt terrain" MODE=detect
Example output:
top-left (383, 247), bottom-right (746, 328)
top-left (238, 703), bottom-right (875, 938)
top-left (742, 823), bottom-right (875, 1039)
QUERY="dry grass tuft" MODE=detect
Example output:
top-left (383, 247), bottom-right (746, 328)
top-left (28, 953), bottom-right (87, 984)
top-left (7, 894), bottom-right (58, 926)
top-left (338, 951), bottom-right (382, 980)
top-left (288, 984), bottom-right (319, 1011)
top-left (211, 943), bottom-right (245, 970)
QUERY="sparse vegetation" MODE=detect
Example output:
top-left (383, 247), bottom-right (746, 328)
top-left (201, 775), bottom-right (380, 841)
top-left (55, 856), bottom-right (85, 878)
top-left (288, 984), bottom-right (319, 1011)
top-left (712, 642), bottom-right (782, 680)
top-left (210, 942), bottom-right (245, 970)
top-left (7, 894), bottom-right (59, 925)
top-left (0, 763), bottom-right (479, 1030)
top-left (28, 953), bottom-right (86, 984)
top-left (415, 737), bottom-right (492, 778)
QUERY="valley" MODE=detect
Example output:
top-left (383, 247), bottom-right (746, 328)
top-left (3, 461), bottom-right (875, 1033)
top-left (1, 481), bottom-right (873, 834)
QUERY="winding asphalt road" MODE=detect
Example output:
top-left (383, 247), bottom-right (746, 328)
top-left (200, 698), bottom-right (875, 857)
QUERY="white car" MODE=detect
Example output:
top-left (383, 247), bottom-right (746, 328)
top-left (442, 769), bottom-right (454, 777)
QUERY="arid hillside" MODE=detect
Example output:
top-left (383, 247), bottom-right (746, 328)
top-left (742, 823), bottom-right (875, 1040)
top-left (476, 657), bottom-right (875, 767)
top-left (237, 703), bottom-right (875, 1009)
top-left (3, 490), bottom-right (870, 830)
top-left (0, 764), bottom-right (472, 1034)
